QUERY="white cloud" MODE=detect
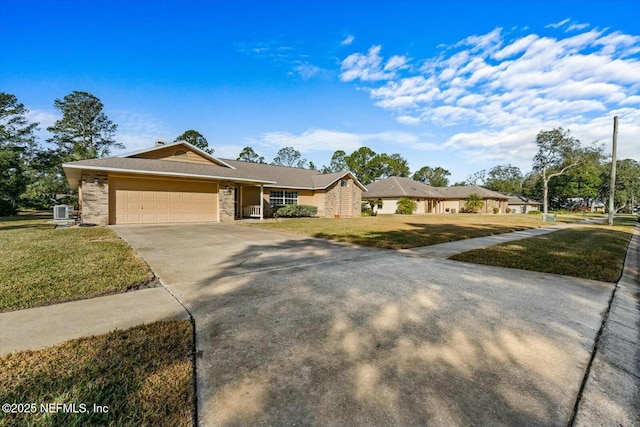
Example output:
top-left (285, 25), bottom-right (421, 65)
top-left (292, 62), bottom-right (322, 80)
top-left (26, 109), bottom-right (57, 130)
top-left (396, 115), bottom-right (421, 125)
top-left (340, 35), bottom-right (355, 46)
top-left (340, 45), bottom-right (405, 82)
top-left (384, 55), bottom-right (409, 71)
top-left (250, 128), bottom-right (441, 154)
top-left (112, 110), bottom-right (172, 154)
top-left (546, 18), bottom-right (571, 29)
top-left (567, 23), bottom-right (590, 32)
top-left (337, 25), bottom-right (640, 166)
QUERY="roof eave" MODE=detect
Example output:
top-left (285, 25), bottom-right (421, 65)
top-left (61, 163), bottom-right (276, 185)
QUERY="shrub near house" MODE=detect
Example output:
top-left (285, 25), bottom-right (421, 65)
top-left (274, 204), bottom-right (318, 218)
top-left (396, 197), bottom-right (417, 214)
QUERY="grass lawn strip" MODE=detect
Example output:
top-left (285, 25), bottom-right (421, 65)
top-left (0, 218), bottom-right (153, 312)
top-left (246, 214), bottom-right (602, 250)
top-left (449, 216), bottom-right (636, 282)
top-left (0, 320), bottom-right (194, 427)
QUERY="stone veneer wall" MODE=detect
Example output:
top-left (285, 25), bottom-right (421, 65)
top-left (323, 177), bottom-right (362, 218)
top-left (81, 173), bottom-right (109, 225)
top-left (350, 178), bottom-right (362, 217)
top-left (219, 181), bottom-right (235, 222)
top-left (324, 182), bottom-right (340, 217)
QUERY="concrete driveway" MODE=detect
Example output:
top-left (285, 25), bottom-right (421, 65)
top-left (113, 222), bottom-right (613, 426)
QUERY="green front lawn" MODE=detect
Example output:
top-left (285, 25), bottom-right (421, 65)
top-left (0, 320), bottom-right (194, 427)
top-left (449, 216), bottom-right (636, 282)
top-left (0, 215), bottom-right (153, 312)
top-left (246, 213), bottom-right (598, 249)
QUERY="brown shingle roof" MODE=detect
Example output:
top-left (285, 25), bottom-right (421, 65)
top-left (364, 176), bottom-right (444, 199)
top-left (436, 185), bottom-right (509, 200)
top-left (62, 148), bottom-right (366, 191)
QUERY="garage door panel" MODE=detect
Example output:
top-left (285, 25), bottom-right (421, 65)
top-left (112, 177), bottom-right (217, 224)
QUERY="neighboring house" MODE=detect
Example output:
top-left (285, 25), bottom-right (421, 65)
top-left (62, 141), bottom-right (365, 225)
top-left (503, 194), bottom-right (542, 214)
top-left (364, 177), bottom-right (509, 214)
top-left (363, 176), bottom-right (444, 214)
top-left (435, 185), bottom-right (509, 214)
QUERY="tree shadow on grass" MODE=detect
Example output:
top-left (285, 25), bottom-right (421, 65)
top-left (314, 222), bottom-right (536, 249)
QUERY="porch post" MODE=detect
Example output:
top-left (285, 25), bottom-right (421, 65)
top-left (260, 185), bottom-right (264, 220)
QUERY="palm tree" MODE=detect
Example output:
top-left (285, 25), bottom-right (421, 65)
top-left (464, 193), bottom-right (484, 213)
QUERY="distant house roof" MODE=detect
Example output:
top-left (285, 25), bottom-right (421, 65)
top-left (364, 176), bottom-right (444, 199)
top-left (62, 141), bottom-right (366, 191)
top-left (502, 193), bottom-right (542, 205)
top-left (436, 185), bottom-right (509, 200)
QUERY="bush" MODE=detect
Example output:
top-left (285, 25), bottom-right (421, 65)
top-left (493, 207), bottom-right (500, 214)
top-left (0, 199), bottom-right (17, 216)
top-left (274, 204), bottom-right (317, 218)
top-left (451, 208), bottom-right (457, 214)
top-left (396, 197), bottom-right (417, 215)
top-left (464, 193), bottom-right (484, 213)
top-left (361, 201), bottom-right (377, 216)
top-left (528, 210), bottom-right (541, 215)
top-left (506, 208), bottom-right (511, 214)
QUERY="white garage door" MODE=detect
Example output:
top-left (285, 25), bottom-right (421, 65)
top-left (111, 177), bottom-right (217, 224)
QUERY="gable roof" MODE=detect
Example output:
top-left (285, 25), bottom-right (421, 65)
top-left (364, 176), bottom-right (444, 199)
top-left (118, 140), bottom-right (236, 169)
top-left (62, 141), bottom-right (366, 191)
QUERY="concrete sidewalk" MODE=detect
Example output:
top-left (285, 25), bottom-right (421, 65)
top-left (401, 217), bottom-right (606, 259)
top-left (0, 287), bottom-right (190, 355)
top-left (573, 223), bottom-right (640, 426)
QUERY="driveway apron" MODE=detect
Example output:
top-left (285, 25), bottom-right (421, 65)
top-left (113, 223), bottom-right (613, 426)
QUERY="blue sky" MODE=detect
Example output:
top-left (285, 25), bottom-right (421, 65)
top-left (2, 0), bottom-right (639, 183)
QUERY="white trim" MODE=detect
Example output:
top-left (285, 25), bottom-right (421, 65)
top-left (62, 163), bottom-right (276, 184)
top-left (116, 140), bottom-right (237, 170)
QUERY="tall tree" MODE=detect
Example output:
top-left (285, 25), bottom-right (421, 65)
top-left (47, 91), bottom-right (120, 161)
top-left (0, 93), bottom-right (38, 214)
top-left (485, 165), bottom-right (523, 194)
top-left (532, 128), bottom-right (584, 214)
top-left (345, 146), bottom-right (380, 184)
top-left (175, 129), bottom-right (212, 154)
top-left (272, 146), bottom-right (307, 168)
top-left (412, 166), bottom-right (451, 187)
top-left (237, 146), bottom-right (265, 163)
top-left (465, 170), bottom-right (486, 186)
top-left (548, 146), bottom-right (606, 210)
top-left (601, 159), bottom-right (640, 214)
top-left (377, 153), bottom-right (410, 178)
top-left (322, 150), bottom-right (348, 173)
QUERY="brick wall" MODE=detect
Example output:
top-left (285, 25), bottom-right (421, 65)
top-left (81, 173), bottom-right (109, 225)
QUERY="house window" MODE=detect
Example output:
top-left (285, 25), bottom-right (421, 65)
top-left (270, 190), bottom-right (298, 206)
top-left (341, 180), bottom-right (349, 187)
top-left (377, 199), bottom-right (383, 209)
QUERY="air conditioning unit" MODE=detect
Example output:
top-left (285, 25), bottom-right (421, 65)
top-left (53, 205), bottom-right (73, 220)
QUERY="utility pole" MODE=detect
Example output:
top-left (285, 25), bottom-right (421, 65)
top-left (608, 116), bottom-right (618, 226)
